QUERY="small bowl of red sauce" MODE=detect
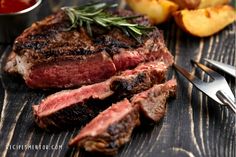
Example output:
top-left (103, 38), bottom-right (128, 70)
top-left (0, 0), bottom-right (42, 43)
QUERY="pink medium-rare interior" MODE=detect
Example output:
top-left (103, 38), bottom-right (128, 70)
top-left (34, 80), bottom-right (113, 117)
top-left (69, 99), bottom-right (133, 145)
top-left (26, 53), bottom-right (116, 88)
top-left (33, 61), bottom-right (170, 117)
top-left (120, 61), bottom-right (167, 76)
top-left (113, 50), bottom-right (145, 71)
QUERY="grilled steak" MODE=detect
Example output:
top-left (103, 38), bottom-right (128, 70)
top-left (69, 80), bottom-right (176, 154)
top-left (131, 79), bottom-right (176, 121)
top-left (33, 61), bottom-right (168, 129)
top-left (4, 10), bottom-right (173, 89)
top-left (110, 61), bottom-right (168, 97)
top-left (68, 99), bottom-right (140, 155)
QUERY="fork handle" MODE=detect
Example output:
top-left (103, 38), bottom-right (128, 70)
top-left (216, 90), bottom-right (236, 113)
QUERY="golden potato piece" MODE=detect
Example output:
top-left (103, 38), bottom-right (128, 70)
top-left (126, 0), bottom-right (179, 24)
top-left (173, 5), bottom-right (236, 37)
top-left (171, 0), bottom-right (200, 9)
top-left (198, 0), bottom-right (229, 9)
top-left (171, 0), bottom-right (229, 9)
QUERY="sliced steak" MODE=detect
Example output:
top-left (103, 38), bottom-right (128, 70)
top-left (68, 80), bottom-right (177, 155)
top-left (131, 79), bottom-right (177, 122)
top-left (25, 51), bottom-right (116, 88)
top-left (5, 10), bottom-right (173, 89)
top-left (33, 61), bottom-right (168, 129)
top-left (33, 80), bottom-right (113, 129)
top-left (68, 99), bottom-right (140, 155)
top-left (110, 61), bottom-right (168, 97)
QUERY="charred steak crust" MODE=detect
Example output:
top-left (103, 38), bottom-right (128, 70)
top-left (131, 79), bottom-right (177, 122)
top-left (33, 80), bottom-right (113, 130)
top-left (26, 51), bottom-right (117, 88)
top-left (68, 80), bottom-right (177, 155)
top-left (5, 10), bottom-right (174, 89)
top-left (68, 99), bottom-right (140, 155)
top-left (33, 61), bottom-right (168, 129)
top-left (33, 98), bottom-right (112, 130)
top-left (110, 62), bottom-right (167, 97)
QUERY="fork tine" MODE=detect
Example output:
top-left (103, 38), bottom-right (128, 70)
top-left (173, 64), bottom-right (202, 84)
top-left (174, 62), bottom-right (236, 112)
top-left (191, 60), bottom-right (222, 79)
top-left (173, 63), bottom-right (221, 104)
top-left (204, 58), bottom-right (236, 78)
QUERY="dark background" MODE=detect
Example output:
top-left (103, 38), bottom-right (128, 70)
top-left (0, 0), bottom-right (235, 157)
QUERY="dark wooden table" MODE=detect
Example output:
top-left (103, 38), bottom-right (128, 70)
top-left (0, 1), bottom-right (235, 157)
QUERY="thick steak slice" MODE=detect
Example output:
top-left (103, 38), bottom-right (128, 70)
top-left (68, 80), bottom-right (177, 154)
top-left (33, 61), bottom-right (168, 129)
top-left (5, 10), bottom-right (173, 89)
top-left (25, 51), bottom-right (116, 88)
top-left (131, 79), bottom-right (177, 122)
top-left (68, 99), bottom-right (140, 155)
top-left (110, 61), bottom-right (168, 97)
top-left (33, 80), bottom-right (113, 129)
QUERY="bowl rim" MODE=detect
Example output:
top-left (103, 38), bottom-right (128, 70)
top-left (0, 0), bottom-right (42, 16)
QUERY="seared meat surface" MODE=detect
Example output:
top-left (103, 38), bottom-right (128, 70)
top-left (5, 10), bottom-right (173, 89)
top-left (69, 80), bottom-right (176, 154)
top-left (131, 79), bottom-right (177, 122)
top-left (3, 6), bottom-right (177, 155)
top-left (33, 61), bottom-right (169, 129)
top-left (68, 99), bottom-right (140, 155)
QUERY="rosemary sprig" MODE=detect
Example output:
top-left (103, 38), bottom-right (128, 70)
top-left (62, 2), bottom-right (154, 42)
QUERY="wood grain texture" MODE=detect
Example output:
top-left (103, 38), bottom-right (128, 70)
top-left (0, 0), bottom-right (235, 157)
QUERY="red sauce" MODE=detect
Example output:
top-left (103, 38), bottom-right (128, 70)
top-left (0, 0), bottom-right (36, 13)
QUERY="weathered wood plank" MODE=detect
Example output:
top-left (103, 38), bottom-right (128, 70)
top-left (0, 0), bottom-right (235, 157)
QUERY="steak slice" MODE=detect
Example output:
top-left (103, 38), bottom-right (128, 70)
top-left (131, 79), bottom-right (177, 122)
top-left (33, 80), bottom-right (113, 129)
top-left (110, 61), bottom-right (168, 97)
top-left (33, 61), bottom-right (168, 129)
top-left (68, 99), bottom-right (140, 155)
top-left (68, 80), bottom-right (177, 154)
top-left (4, 10), bottom-right (173, 89)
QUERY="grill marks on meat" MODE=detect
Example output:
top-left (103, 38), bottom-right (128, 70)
top-left (5, 10), bottom-right (173, 89)
top-left (68, 99), bottom-right (140, 155)
top-left (112, 30), bottom-right (173, 71)
top-left (69, 80), bottom-right (177, 155)
top-left (33, 61), bottom-right (168, 129)
top-left (4, 8), bottom-right (177, 155)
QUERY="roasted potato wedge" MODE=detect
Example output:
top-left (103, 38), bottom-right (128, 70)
top-left (198, 0), bottom-right (229, 9)
top-left (171, 0), bottom-right (229, 9)
top-left (126, 0), bottom-right (179, 24)
top-left (171, 0), bottom-right (200, 9)
top-left (173, 5), bottom-right (236, 37)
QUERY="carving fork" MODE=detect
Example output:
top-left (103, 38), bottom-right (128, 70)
top-left (174, 60), bottom-right (236, 113)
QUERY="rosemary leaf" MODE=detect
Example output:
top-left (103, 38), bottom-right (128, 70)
top-left (62, 2), bottom-right (154, 42)
top-left (128, 26), bottom-right (142, 35)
